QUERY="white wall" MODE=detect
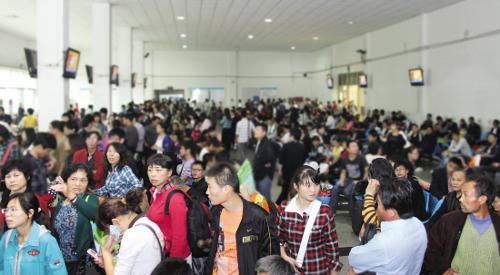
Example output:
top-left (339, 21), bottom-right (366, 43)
top-left (310, 0), bottom-right (500, 125)
top-left (151, 50), bottom-right (315, 106)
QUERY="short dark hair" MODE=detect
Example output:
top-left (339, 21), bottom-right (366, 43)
top-left (50, 120), bottom-right (65, 132)
top-left (85, 130), bottom-right (102, 140)
top-left (378, 178), bottom-right (414, 219)
top-left (108, 128), bottom-right (126, 140)
top-left (367, 142), bottom-right (381, 155)
top-left (27, 108), bottom-right (34, 115)
top-left (0, 124), bottom-right (10, 141)
top-left (33, 132), bottom-right (57, 149)
top-left (61, 163), bottom-right (94, 191)
top-left (256, 123), bottom-right (268, 133)
top-left (205, 162), bottom-right (239, 193)
top-left (290, 128), bottom-right (301, 141)
top-left (64, 120), bottom-right (79, 132)
top-left (393, 159), bottom-right (414, 177)
top-left (255, 255), bottom-right (294, 275)
top-left (291, 165), bottom-right (319, 187)
top-left (150, 258), bottom-right (192, 275)
top-left (181, 141), bottom-right (198, 156)
top-left (448, 156), bottom-right (464, 169)
top-left (6, 192), bottom-right (40, 223)
top-left (467, 172), bottom-right (496, 206)
top-left (192, 160), bottom-right (204, 170)
top-left (2, 159), bottom-right (32, 193)
top-left (368, 158), bottom-right (394, 182)
top-left (147, 153), bottom-right (180, 172)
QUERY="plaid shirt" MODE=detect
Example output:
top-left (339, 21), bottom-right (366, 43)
top-left (0, 139), bottom-right (20, 165)
top-left (23, 153), bottom-right (49, 195)
top-left (278, 198), bottom-right (342, 274)
top-left (94, 165), bottom-right (142, 198)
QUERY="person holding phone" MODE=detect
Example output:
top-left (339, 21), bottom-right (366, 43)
top-left (96, 189), bottom-right (164, 275)
top-left (50, 163), bottom-right (99, 275)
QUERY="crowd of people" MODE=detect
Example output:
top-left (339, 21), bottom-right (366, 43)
top-left (0, 97), bottom-right (498, 275)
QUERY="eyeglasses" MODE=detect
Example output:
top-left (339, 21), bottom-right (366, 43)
top-left (2, 207), bottom-right (23, 215)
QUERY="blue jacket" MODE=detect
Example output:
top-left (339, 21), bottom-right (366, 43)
top-left (0, 222), bottom-right (67, 275)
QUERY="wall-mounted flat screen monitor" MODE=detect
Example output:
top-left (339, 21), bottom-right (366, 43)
top-left (110, 65), bottom-right (119, 85)
top-left (63, 48), bottom-right (80, 78)
top-left (409, 68), bottom-right (424, 86)
top-left (359, 74), bottom-right (368, 88)
top-left (326, 74), bottom-right (334, 89)
top-left (131, 73), bottom-right (137, 88)
top-left (85, 65), bottom-right (93, 84)
top-left (24, 48), bottom-right (37, 78)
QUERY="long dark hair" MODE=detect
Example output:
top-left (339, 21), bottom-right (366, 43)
top-left (104, 142), bottom-right (135, 174)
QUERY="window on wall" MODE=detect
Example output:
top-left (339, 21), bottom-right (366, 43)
top-left (190, 87), bottom-right (225, 104)
top-left (0, 67), bottom-right (37, 120)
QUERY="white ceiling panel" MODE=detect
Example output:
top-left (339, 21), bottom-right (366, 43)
top-left (0, 0), bottom-right (465, 52)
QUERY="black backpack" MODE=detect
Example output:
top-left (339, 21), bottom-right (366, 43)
top-left (165, 189), bottom-right (212, 257)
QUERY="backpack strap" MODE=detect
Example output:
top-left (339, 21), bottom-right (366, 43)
top-left (2, 141), bottom-right (17, 166)
top-left (164, 189), bottom-right (191, 216)
top-left (136, 223), bottom-right (165, 261)
top-left (4, 229), bottom-right (13, 250)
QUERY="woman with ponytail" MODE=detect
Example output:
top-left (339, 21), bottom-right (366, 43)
top-left (96, 188), bottom-right (163, 275)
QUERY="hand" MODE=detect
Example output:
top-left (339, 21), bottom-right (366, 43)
top-left (347, 266), bottom-right (357, 275)
top-left (93, 253), bottom-right (104, 268)
top-left (443, 268), bottom-right (459, 275)
top-left (282, 254), bottom-right (299, 274)
top-left (50, 183), bottom-right (69, 198)
top-left (365, 179), bottom-right (380, 196)
top-left (102, 235), bottom-right (117, 255)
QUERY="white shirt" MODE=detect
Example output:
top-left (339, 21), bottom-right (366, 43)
top-left (134, 122), bottom-right (145, 153)
top-left (325, 115), bottom-right (336, 130)
top-left (114, 217), bottom-right (164, 275)
top-left (235, 118), bottom-right (255, 143)
top-left (348, 217), bottom-right (427, 275)
top-left (449, 137), bottom-right (472, 156)
top-left (200, 118), bottom-right (212, 133)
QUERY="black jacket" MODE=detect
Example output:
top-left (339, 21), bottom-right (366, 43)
top-left (205, 198), bottom-right (279, 275)
top-left (279, 141), bottom-right (306, 181)
top-left (424, 210), bottom-right (500, 274)
top-left (253, 137), bottom-right (277, 181)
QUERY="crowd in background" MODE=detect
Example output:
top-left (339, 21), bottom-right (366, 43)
top-left (0, 97), bottom-right (497, 275)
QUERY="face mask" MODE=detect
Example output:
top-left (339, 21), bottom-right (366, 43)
top-left (109, 224), bottom-right (122, 241)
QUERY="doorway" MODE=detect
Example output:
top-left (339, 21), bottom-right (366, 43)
top-left (338, 72), bottom-right (365, 115)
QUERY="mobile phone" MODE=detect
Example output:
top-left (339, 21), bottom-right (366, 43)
top-left (87, 249), bottom-right (98, 259)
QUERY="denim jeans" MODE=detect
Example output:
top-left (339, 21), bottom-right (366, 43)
top-left (329, 178), bottom-right (355, 213)
top-left (257, 176), bottom-right (272, 202)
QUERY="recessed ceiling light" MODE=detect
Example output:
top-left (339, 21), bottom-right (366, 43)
top-left (264, 18), bottom-right (272, 23)
top-left (182, 45), bottom-right (188, 49)
top-left (176, 16), bottom-right (185, 20)
top-left (291, 46), bottom-right (296, 50)
top-left (248, 34), bottom-right (254, 39)
top-left (313, 36), bottom-right (319, 40)
top-left (348, 21), bottom-right (354, 25)
top-left (180, 33), bottom-right (187, 38)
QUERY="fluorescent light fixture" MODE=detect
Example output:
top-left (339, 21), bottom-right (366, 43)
top-left (291, 46), bottom-right (296, 50)
top-left (313, 36), bottom-right (319, 40)
top-left (348, 21), bottom-right (354, 25)
top-left (248, 34), bottom-right (254, 39)
top-left (264, 18), bottom-right (272, 23)
top-left (176, 16), bottom-right (185, 20)
top-left (180, 33), bottom-right (187, 38)
top-left (182, 45), bottom-right (188, 49)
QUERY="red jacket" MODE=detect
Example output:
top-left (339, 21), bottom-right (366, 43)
top-left (147, 182), bottom-right (190, 258)
top-left (72, 148), bottom-right (105, 189)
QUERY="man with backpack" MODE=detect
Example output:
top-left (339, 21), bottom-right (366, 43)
top-left (205, 162), bottom-right (278, 274)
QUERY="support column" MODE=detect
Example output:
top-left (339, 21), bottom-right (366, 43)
top-left (117, 27), bottom-right (132, 107)
top-left (132, 40), bottom-right (145, 103)
top-left (144, 50), bottom-right (154, 100)
top-left (91, 2), bottom-right (111, 112)
top-left (37, 0), bottom-right (69, 131)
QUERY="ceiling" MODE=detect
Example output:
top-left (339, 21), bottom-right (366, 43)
top-left (0, 0), bottom-right (464, 52)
